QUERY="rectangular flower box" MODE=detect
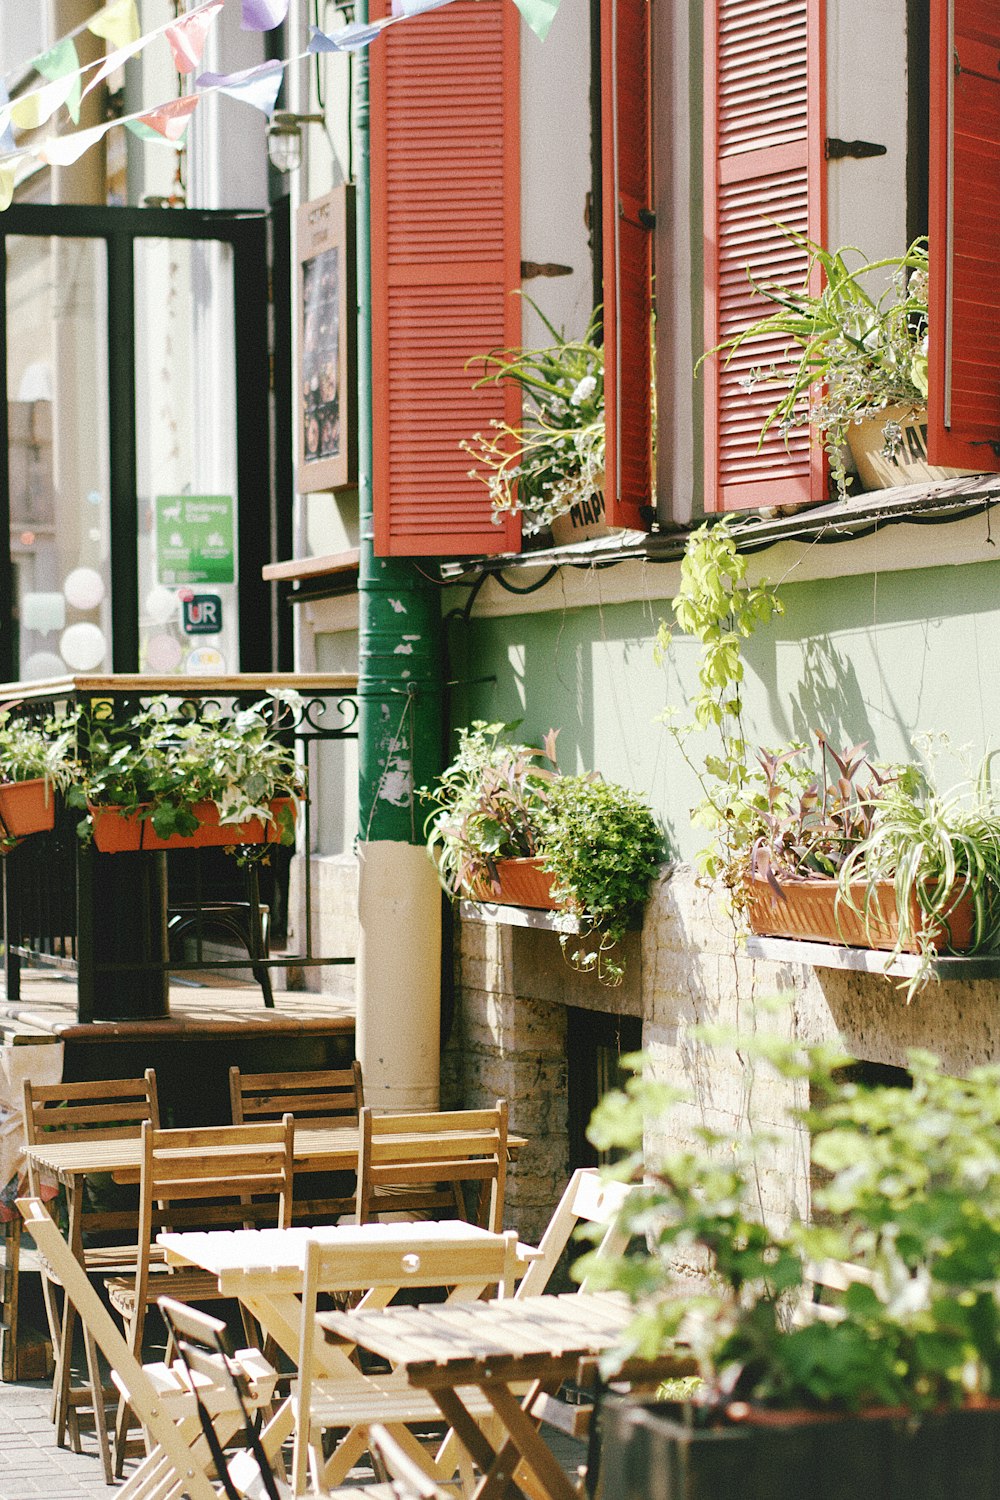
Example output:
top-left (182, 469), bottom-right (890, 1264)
top-left (88, 797), bottom-right (297, 854)
top-left (0, 778), bottom-right (55, 843)
top-left (598, 1397), bottom-right (1000, 1500)
top-left (745, 873), bottom-right (976, 954)
top-left (468, 855), bottom-right (560, 910)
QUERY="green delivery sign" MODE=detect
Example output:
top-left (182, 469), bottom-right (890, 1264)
top-left (155, 496), bottom-right (235, 585)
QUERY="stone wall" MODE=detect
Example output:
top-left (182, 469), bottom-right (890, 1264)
top-left (287, 852), bottom-right (358, 997)
top-left (450, 865), bottom-right (1000, 1242)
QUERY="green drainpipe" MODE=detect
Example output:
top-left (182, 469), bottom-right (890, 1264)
top-left (354, 25), bottom-right (445, 1110)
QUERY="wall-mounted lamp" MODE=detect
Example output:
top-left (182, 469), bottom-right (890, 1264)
top-left (267, 111), bottom-right (326, 174)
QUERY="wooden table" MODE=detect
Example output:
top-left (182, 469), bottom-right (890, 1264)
top-left (319, 1292), bottom-right (692, 1500)
top-left (25, 1123), bottom-right (526, 1185)
top-left (159, 1221), bottom-right (534, 1483)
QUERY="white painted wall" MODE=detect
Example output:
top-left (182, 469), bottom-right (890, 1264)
top-left (519, 0), bottom-right (595, 348)
top-left (825, 0), bottom-right (909, 265)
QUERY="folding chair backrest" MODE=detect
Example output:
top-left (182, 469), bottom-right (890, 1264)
top-left (368, 1424), bottom-right (454, 1500)
top-left (355, 1100), bottom-right (508, 1233)
top-left (24, 1070), bottom-right (160, 1143)
top-left (23, 1070), bottom-right (160, 1239)
top-left (229, 1062), bottom-right (364, 1127)
top-left (130, 1117), bottom-right (295, 1315)
top-left (515, 1167), bottom-right (632, 1298)
top-left (16, 1198), bottom-right (220, 1500)
top-left (292, 1227), bottom-right (520, 1493)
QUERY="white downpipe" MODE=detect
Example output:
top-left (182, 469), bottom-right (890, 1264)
top-left (356, 840), bottom-right (441, 1113)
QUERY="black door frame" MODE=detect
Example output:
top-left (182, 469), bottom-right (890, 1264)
top-left (0, 202), bottom-right (283, 677)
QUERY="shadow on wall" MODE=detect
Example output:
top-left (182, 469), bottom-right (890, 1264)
top-left (787, 635), bottom-right (876, 750)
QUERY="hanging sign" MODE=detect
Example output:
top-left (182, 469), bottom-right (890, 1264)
top-left (155, 495), bottom-right (235, 584)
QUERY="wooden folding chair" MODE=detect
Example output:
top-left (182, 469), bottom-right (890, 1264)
top-left (230, 1062), bottom-right (364, 1223)
top-left (105, 1116), bottom-right (294, 1477)
top-left (291, 1226), bottom-right (520, 1495)
top-left (355, 1101), bottom-right (508, 1234)
top-left (17, 1198), bottom-right (281, 1500)
top-left (22, 1069), bottom-right (161, 1480)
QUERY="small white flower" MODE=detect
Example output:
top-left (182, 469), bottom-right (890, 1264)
top-left (570, 375), bottom-right (597, 406)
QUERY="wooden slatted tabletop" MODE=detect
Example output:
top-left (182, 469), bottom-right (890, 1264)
top-left (26, 1124), bottom-right (527, 1184)
top-left (318, 1291), bottom-right (638, 1382)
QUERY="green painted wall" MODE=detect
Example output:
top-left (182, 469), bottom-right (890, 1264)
top-left (452, 557), bottom-right (1000, 863)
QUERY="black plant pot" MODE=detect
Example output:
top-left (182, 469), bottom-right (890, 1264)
top-left (597, 1397), bottom-right (1000, 1500)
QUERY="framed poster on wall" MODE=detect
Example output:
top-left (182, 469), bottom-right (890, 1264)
top-left (297, 186), bottom-right (356, 492)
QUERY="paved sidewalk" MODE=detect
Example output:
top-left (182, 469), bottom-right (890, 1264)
top-left (0, 1381), bottom-right (112, 1500)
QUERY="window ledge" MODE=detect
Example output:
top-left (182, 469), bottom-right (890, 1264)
top-left (262, 549), bottom-right (360, 597)
top-left (745, 933), bottom-right (1000, 981)
top-left (440, 473), bottom-right (1000, 577)
top-left (458, 899), bottom-right (583, 934)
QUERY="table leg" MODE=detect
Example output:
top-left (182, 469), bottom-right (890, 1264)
top-left (476, 1380), bottom-right (579, 1500)
top-left (1, 1217), bottom-right (20, 1382)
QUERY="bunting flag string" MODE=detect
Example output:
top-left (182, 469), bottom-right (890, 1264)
top-left (0, 0), bottom-right (566, 197)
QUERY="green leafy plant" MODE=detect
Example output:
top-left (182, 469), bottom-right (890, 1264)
top-left (461, 300), bottom-right (605, 535)
top-left (421, 721), bottom-right (662, 985)
top-left (539, 774), bottom-right (663, 985)
top-left (420, 721), bottom-right (557, 899)
top-left (579, 1033), bottom-right (1000, 1416)
top-left (837, 748), bottom-right (1000, 999)
top-left (700, 229), bottom-right (929, 497)
top-left (73, 694), bottom-right (305, 849)
top-left (0, 703), bottom-right (79, 793)
top-left (656, 516), bottom-right (784, 899)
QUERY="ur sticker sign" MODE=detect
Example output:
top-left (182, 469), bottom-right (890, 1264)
top-left (156, 496), bottom-right (235, 585)
top-left (182, 594), bottom-right (223, 635)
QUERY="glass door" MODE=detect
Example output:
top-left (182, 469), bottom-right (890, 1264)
top-left (0, 204), bottom-right (278, 682)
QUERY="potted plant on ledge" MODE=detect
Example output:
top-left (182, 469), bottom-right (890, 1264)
top-left (422, 721), bottom-right (662, 984)
top-left (585, 1035), bottom-right (1000, 1500)
top-left (461, 301), bottom-right (608, 543)
top-left (74, 696), bottom-right (304, 854)
top-left (0, 704), bottom-right (79, 848)
top-left (701, 231), bottom-right (976, 498)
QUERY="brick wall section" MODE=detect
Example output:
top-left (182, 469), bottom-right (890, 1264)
top-left (453, 865), bottom-right (1000, 1243)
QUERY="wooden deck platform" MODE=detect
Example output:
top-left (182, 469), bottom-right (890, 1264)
top-left (0, 970), bottom-right (355, 1044)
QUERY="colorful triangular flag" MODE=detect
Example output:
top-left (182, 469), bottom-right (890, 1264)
top-left (88, 0), bottom-right (141, 49)
top-left (39, 121), bottom-right (111, 167)
top-left (125, 118), bottom-right (185, 146)
top-left (9, 74), bottom-right (78, 132)
top-left (195, 61), bottom-right (284, 117)
top-left (136, 93), bottom-right (200, 142)
top-left (166, 1), bottom-right (224, 75)
top-left (0, 84), bottom-right (15, 155)
top-left (0, 163), bottom-right (16, 212)
top-left (34, 38), bottom-right (81, 125)
top-left (308, 20), bottom-right (389, 52)
top-left (81, 35), bottom-right (147, 101)
top-left (241, 0), bottom-right (289, 30)
top-left (394, 0), bottom-right (459, 14)
top-left (511, 0), bottom-right (562, 40)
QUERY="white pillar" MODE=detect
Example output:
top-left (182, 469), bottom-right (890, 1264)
top-left (356, 840), bottom-right (441, 1113)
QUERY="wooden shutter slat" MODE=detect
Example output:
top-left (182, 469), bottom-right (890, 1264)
top-left (371, 0), bottom-right (521, 557)
top-left (927, 0), bottom-right (1000, 469)
top-left (601, 0), bottom-right (654, 532)
top-left (704, 0), bottom-right (825, 512)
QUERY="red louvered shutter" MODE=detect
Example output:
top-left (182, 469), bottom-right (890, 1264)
top-left (370, 0), bottom-right (521, 557)
top-left (927, 0), bottom-right (1000, 471)
top-left (601, 0), bottom-right (653, 530)
top-left (703, 0), bottom-right (826, 512)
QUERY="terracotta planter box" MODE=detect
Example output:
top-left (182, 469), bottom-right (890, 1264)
top-left (598, 1396), bottom-right (1000, 1500)
top-left (469, 856), bottom-right (560, 911)
top-left (846, 405), bottom-right (977, 492)
top-left (745, 872), bottom-right (976, 954)
top-left (0, 778), bottom-right (56, 843)
top-left (88, 796), bottom-right (297, 854)
top-left (550, 492), bottom-right (615, 545)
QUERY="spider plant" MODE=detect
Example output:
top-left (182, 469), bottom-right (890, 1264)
top-left (837, 752), bottom-right (1000, 999)
top-left (700, 228), bottom-right (929, 497)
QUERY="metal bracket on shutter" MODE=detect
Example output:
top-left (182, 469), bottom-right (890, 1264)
top-left (619, 202), bottom-right (656, 229)
top-left (824, 138), bottom-right (887, 160)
